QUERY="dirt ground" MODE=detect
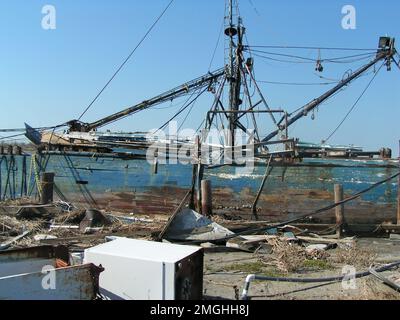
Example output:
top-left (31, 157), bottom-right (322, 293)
top-left (203, 238), bottom-right (400, 300)
top-left (1, 202), bottom-right (399, 301)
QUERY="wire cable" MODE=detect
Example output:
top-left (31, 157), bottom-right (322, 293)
top-left (245, 45), bottom-right (377, 51)
top-left (208, 18), bottom-right (225, 71)
top-left (256, 79), bottom-right (338, 86)
top-left (248, 49), bottom-right (376, 64)
top-left (324, 62), bottom-right (384, 142)
top-left (78, 0), bottom-right (175, 121)
top-left (157, 87), bottom-right (207, 132)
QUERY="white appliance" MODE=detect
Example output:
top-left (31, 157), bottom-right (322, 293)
top-left (84, 238), bottom-right (203, 300)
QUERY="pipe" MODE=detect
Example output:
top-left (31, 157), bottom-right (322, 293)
top-left (241, 260), bottom-right (400, 300)
top-left (369, 267), bottom-right (400, 292)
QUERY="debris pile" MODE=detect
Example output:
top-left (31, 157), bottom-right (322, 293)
top-left (0, 200), bottom-right (162, 251)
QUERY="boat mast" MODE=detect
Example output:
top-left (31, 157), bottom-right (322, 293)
top-left (225, 0), bottom-right (244, 148)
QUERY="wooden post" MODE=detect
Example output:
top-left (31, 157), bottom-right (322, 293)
top-left (189, 164), bottom-right (197, 210)
top-left (201, 179), bottom-right (212, 217)
top-left (13, 146), bottom-right (22, 156)
top-left (334, 184), bottom-right (345, 237)
top-left (193, 136), bottom-right (204, 212)
top-left (40, 172), bottom-right (55, 204)
top-left (152, 157), bottom-right (158, 174)
top-left (197, 164), bottom-right (204, 212)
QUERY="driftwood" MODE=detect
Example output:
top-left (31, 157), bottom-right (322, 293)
top-left (0, 231), bottom-right (30, 251)
top-left (228, 234), bottom-right (355, 247)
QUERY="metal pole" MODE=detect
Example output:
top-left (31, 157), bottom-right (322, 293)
top-left (228, 0), bottom-right (236, 149)
top-left (334, 184), bottom-right (345, 237)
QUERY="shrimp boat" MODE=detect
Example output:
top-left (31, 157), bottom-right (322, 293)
top-left (16, 0), bottom-right (399, 226)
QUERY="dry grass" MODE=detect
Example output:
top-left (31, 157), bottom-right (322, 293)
top-left (352, 278), bottom-right (400, 300)
top-left (53, 209), bottom-right (86, 224)
top-left (265, 238), bottom-right (307, 273)
top-left (330, 244), bottom-right (377, 268)
top-left (0, 215), bottom-right (43, 234)
top-left (258, 238), bottom-right (335, 273)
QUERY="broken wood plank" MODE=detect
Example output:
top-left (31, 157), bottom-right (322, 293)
top-left (50, 225), bottom-right (79, 230)
top-left (296, 236), bottom-right (355, 244)
top-left (235, 234), bottom-right (355, 245)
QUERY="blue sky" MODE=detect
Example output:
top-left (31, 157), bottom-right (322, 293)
top-left (0, 0), bottom-right (399, 152)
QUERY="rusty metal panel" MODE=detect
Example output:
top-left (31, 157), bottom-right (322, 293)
top-left (0, 245), bottom-right (69, 263)
top-left (0, 246), bottom-right (69, 277)
top-left (0, 264), bottom-right (102, 300)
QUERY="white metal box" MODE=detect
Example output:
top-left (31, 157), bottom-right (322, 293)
top-left (84, 238), bottom-right (203, 300)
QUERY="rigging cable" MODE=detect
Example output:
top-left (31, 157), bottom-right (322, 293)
top-left (393, 55), bottom-right (400, 70)
top-left (256, 80), bottom-right (338, 86)
top-left (0, 133), bottom-right (27, 141)
top-left (0, 124), bottom-right (67, 141)
top-left (0, 124), bottom-right (67, 133)
top-left (245, 45), bottom-right (377, 51)
top-left (324, 62), bottom-right (385, 143)
top-left (77, 0), bottom-right (175, 121)
top-left (247, 50), bottom-right (376, 64)
top-left (247, 0), bottom-right (261, 17)
top-left (208, 17), bottom-right (225, 71)
top-left (157, 87), bottom-right (208, 132)
top-left (287, 65), bottom-right (378, 117)
top-left (178, 98), bottom-right (198, 131)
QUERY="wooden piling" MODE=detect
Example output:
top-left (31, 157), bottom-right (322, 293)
top-left (197, 164), bottom-right (204, 212)
top-left (13, 146), bottom-right (22, 156)
top-left (189, 164), bottom-right (197, 210)
top-left (193, 136), bottom-right (204, 212)
top-left (153, 157), bottom-right (158, 174)
top-left (201, 179), bottom-right (212, 217)
top-left (334, 184), bottom-right (345, 237)
top-left (40, 172), bottom-right (55, 204)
